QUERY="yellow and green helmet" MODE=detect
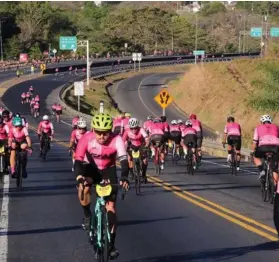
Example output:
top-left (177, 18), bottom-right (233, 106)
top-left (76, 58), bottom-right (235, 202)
top-left (91, 113), bottom-right (113, 131)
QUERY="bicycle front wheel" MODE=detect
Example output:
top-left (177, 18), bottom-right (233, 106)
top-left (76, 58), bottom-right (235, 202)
top-left (99, 208), bottom-right (109, 262)
top-left (135, 162), bottom-right (141, 195)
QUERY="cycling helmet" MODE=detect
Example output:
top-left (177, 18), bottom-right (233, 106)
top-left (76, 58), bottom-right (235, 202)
top-left (189, 114), bottom-right (197, 120)
top-left (2, 110), bottom-right (10, 117)
top-left (77, 117), bottom-right (87, 128)
top-left (171, 120), bottom-right (177, 125)
top-left (160, 116), bottom-right (167, 122)
top-left (153, 117), bottom-right (162, 123)
top-left (12, 116), bottom-right (22, 127)
top-left (0, 117), bottom-right (4, 124)
top-left (185, 120), bottom-right (192, 127)
top-left (129, 118), bottom-right (139, 128)
top-left (91, 113), bottom-right (113, 131)
top-left (260, 114), bottom-right (272, 124)
top-left (15, 112), bottom-right (21, 117)
top-left (177, 119), bottom-right (183, 124)
top-left (147, 115), bottom-right (153, 120)
top-left (125, 112), bottom-right (131, 118)
top-left (227, 116), bottom-right (235, 122)
top-left (43, 115), bottom-right (49, 121)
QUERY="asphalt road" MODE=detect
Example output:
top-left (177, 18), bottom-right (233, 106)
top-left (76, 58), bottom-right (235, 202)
top-left (0, 72), bottom-right (279, 261)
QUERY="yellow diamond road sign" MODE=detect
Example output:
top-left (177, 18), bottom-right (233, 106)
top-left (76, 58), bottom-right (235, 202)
top-left (154, 88), bottom-right (174, 109)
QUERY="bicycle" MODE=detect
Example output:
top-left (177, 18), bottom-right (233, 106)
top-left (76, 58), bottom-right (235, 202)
top-left (15, 148), bottom-right (28, 190)
top-left (153, 141), bottom-right (163, 175)
top-left (260, 152), bottom-right (276, 204)
top-left (171, 141), bottom-right (181, 164)
top-left (223, 142), bottom-right (237, 176)
top-left (40, 133), bottom-right (51, 160)
top-left (78, 180), bottom-right (127, 262)
top-left (33, 108), bottom-right (39, 118)
top-left (185, 142), bottom-right (195, 175)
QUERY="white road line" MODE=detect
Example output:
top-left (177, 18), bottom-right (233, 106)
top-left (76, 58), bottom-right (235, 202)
top-left (60, 120), bottom-right (72, 127)
top-left (0, 175), bottom-right (10, 262)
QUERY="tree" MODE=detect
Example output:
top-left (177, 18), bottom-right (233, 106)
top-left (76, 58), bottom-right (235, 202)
top-left (200, 2), bottom-right (227, 16)
top-left (4, 35), bottom-right (22, 59)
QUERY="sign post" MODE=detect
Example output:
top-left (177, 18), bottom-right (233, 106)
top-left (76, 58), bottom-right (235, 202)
top-left (132, 53), bottom-right (137, 72)
top-left (124, 43), bottom-right (128, 55)
top-left (154, 88), bottom-right (174, 116)
top-left (137, 53), bottom-right (142, 72)
top-left (193, 50), bottom-right (205, 64)
top-left (250, 27), bottom-right (262, 38)
top-left (77, 40), bottom-right (90, 86)
top-left (74, 81), bottom-right (84, 112)
top-left (52, 49), bottom-right (57, 58)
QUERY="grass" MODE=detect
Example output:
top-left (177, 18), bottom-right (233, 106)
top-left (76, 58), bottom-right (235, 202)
top-left (168, 58), bottom-right (279, 147)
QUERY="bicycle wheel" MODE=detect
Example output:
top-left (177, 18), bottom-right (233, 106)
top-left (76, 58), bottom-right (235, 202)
top-left (154, 146), bottom-right (161, 175)
top-left (269, 172), bottom-right (275, 204)
top-left (16, 156), bottom-right (23, 191)
top-left (0, 155), bottom-right (4, 183)
top-left (231, 150), bottom-right (237, 176)
top-left (186, 150), bottom-right (193, 175)
top-left (261, 164), bottom-right (269, 202)
top-left (172, 142), bottom-right (176, 164)
top-left (42, 138), bottom-right (49, 160)
top-left (135, 162), bottom-right (141, 195)
top-left (99, 207), bottom-right (109, 262)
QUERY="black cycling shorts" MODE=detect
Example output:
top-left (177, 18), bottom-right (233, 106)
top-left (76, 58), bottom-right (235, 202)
top-left (255, 145), bottom-right (279, 171)
top-left (183, 134), bottom-right (197, 148)
top-left (196, 131), bottom-right (203, 148)
top-left (170, 131), bottom-right (181, 145)
top-left (56, 110), bottom-right (62, 115)
top-left (227, 135), bottom-right (241, 151)
top-left (150, 134), bottom-right (164, 146)
top-left (83, 164), bottom-right (118, 202)
top-left (163, 132), bottom-right (170, 142)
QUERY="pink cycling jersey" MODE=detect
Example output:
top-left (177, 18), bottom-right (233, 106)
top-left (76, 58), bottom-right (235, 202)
top-left (163, 122), bottom-right (169, 132)
top-left (182, 127), bottom-right (197, 137)
top-left (224, 122), bottom-right (241, 136)
top-left (9, 127), bottom-right (29, 142)
top-left (4, 119), bottom-right (12, 130)
top-left (56, 105), bottom-right (62, 111)
top-left (0, 125), bottom-right (9, 140)
top-left (148, 122), bottom-right (166, 136)
top-left (113, 117), bottom-right (122, 128)
top-left (253, 123), bottom-right (279, 146)
top-left (52, 105), bottom-right (57, 111)
top-left (143, 120), bottom-right (152, 131)
top-left (26, 92), bottom-right (31, 98)
top-left (37, 121), bottom-right (54, 135)
top-left (30, 100), bottom-right (35, 107)
top-left (192, 119), bottom-right (202, 133)
top-left (35, 97), bottom-right (40, 102)
top-left (122, 117), bottom-right (129, 131)
top-left (170, 124), bottom-right (181, 132)
top-left (34, 103), bottom-right (40, 109)
top-left (75, 132), bottom-right (127, 170)
top-left (21, 93), bottom-right (26, 98)
top-left (71, 129), bottom-right (89, 143)
top-left (122, 127), bottom-right (148, 147)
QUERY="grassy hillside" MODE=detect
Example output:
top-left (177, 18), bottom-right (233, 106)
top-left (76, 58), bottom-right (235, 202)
top-left (169, 58), bottom-right (279, 147)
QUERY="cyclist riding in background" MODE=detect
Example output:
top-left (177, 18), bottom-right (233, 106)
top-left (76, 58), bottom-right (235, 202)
top-left (2, 110), bottom-right (12, 129)
top-left (252, 115), bottom-right (279, 182)
top-left (112, 113), bottom-right (124, 135)
top-left (72, 116), bottom-right (79, 130)
top-left (55, 104), bottom-right (63, 123)
top-left (189, 114), bottom-right (203, 160)
top-left (122, 118), bottom-right (149, 183)
top-left (0, 106), bottom-right (5, 116)
top-left (37, 115), bottom-right (54, 157)
top-left (160, 116), bottom-right (170, 152)
top-left (8, 116), bottom-right (32, 178)
top-left (177, 119), bottom-right (184, 129)
top-left (29, 85), bottom-right (34, 94)
top-left (21, 92), bottom-right (26, 104)
top-left (30, 98), bottom-right (36, 114)
top-left (0, 116), bottom-right (10, 173)
top-left (181, 120), bottom-right (197, 167)
top-left (34, 94), bottom-right (40, 103)
top-left (34, 101), bottom-right (40, 116)
top-left (170, 120), bottom-right (182, 155)
top-left (121, 112), bottom-right (131, 135)
top-left (69, 117), bottom-right (89, 171)
top-left (148, 117), bottom-right (167, 170)
top-left (143, 116), bottom-right (153, 135)
top-left (52, 103), bottom-right (57, 115)
top-left (222, 116), bottom-right (242, 170)
top-left (74, 113), bottom-right (129, 259)
top-left (25, 91), bottom-right (31, 103)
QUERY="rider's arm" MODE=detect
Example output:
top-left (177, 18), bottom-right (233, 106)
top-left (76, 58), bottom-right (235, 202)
top-left (50, 123), bottom-right (54, 136)
top-left (69, 130), bottom-right (76, 148)
top-left (252, 127), bottom-right (258, 152)
top-left (116, 136), bottom-right (129, 179)
top-left (223, 124), bottom-right (228, 143)
top-left (37, 122), bottom-right (42, 135)
top-left (140, 128), bottom-right (149, 146)
top-left (23, 128), bottom-right (31, 148)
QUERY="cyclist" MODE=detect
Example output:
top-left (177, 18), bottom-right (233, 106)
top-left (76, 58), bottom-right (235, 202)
top-left (222, 116), bottom-right (242, 170)
top-left (160, 116), bottom-right (170, 152)
top-left (69, 117), bottom-right (89, 171)
top-left (112, 113), bottom-right (124, 135)
top-left (29, 85), bottom-right (34, 94)
top-left (30, 98), bottom-right (36, 115)
top-left (37, 115), bottom-right (54, 157)
top-left (170, 120), bottom-right (182, 156)
top-left (34, 94), bottom-right (40, 103)
top-left (33, 101), bottom-right (40, 117)
top-left (8, 116), bottom-right (32, 178)
top-left (121, 112), bottom-right (131, 134)
top-left (189, 114), bottom-right (203, 161)
top-left (122, 118), bottom-right (149, 183)
top-left (25, 91), bottom-right (31, 103)
top-left (0, 116), bottom-right (10, 173)
top-left (2, 110), bottom-right (12, 129)
top-left (52, 103), bottom-right (57, 115)
top-left (0, 106), bottom-right (4, 116)
top-left (74, 113), bottom-right (129, 259)
top-left (55, 104), bottom-right (63, 122)
top-left (72, 116), bottom-right (79, 130)
top-left (143, 116), bottom-right (153, 135)
top-left (181, 120), bottom-right (197, 167)
top-left (21, 92), bottom-right (26, 104)
top-left (148, 117), bottom-right (166, 170)
top-left (14, 113), bottom-right (29, 130)
top-left (252, 115), bottom-right (279, 181)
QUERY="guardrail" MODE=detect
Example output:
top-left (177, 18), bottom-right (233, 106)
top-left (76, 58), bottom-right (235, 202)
top-left (59, 57), bottom-right (255, 160)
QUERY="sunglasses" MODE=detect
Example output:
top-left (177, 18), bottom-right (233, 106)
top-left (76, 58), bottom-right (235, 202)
top-left (94, 130), bottom-right (110, 136)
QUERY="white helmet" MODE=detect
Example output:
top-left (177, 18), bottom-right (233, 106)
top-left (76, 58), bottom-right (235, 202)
top-left (185, 120), bottom-right (192, 127)
top-left (171, 120), bottom-right (177, 125)
top-left (77, 117), bottom-right (87, 128)
top-left (129, 118), bottom-right (139, 128)
top-left (43, 115), bottom-right (49, 121)
top-left (260, 114), bottom-right (272, 123)
top-left (177, 119), bottom-right (183, 124)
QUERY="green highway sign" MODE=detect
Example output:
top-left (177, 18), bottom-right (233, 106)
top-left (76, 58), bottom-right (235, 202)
top-left (59, 36), bottom-right (77, 50)
top-left (250, 27), bottom-right (262, 38)
top-left (270, 27), bottom-right (279, 37)
top-left (193, 50), bottom-right (205, 56)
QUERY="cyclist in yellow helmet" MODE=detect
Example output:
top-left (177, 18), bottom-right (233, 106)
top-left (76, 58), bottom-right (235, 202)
top-left (74, 113), bottom-right (129, 259)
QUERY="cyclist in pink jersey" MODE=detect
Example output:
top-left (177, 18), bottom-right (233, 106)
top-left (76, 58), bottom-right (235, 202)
top-left (69, 117), bottom-right (89, 171)
top-left (37, 115), bottom-right (54, 156)
top-left (25, 91), bottom-right (31, 103)
top-left (112, 114), bottom-right (124, 135)
top-left (74, 113), bottom-right (129, 259)
top-left (2, 110), bottom-right (12, 129)
top-left (0, 117), bottom-right (9, 173)
top-left (121, 112), bottom-right (131, 134)
top-left (143, 116), bottom-right (153, 135)
top-left (252, 115), bottom-right (279, 181)
top-left (189, 114), bottom-right (203, 159)
top-left (21, 92), bottom-right (26, 104)
top-left (52, 103), bottom-right (57, 115)
top-left (181, 120), bottom-right (197, 167)
top-left (34, 94), bottom-right (40, 103)
top-left (122, 118), bottom-right (149, 182)
top-left (222, 116), bottom-right (242, 170)
top-left (169, 120), bottom-right (182, 156)
top-left (30, 98), bottom-right (36, 114)
top-left (9, 117), bottom-right (32, 178)
top-left (72, 115), bottom-right (79, 130)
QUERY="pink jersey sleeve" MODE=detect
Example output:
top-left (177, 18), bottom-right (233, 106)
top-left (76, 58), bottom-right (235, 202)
top-left (140, 128), bottom-right (148, 139)
top-left (5, 125), bottom-right (9, 134)
top-left (75, 133), bottom-right (90, 161)
top-left (122, 130), bottom-right (128, 142)
top-left (70, 130), bottom-right (76, 140)
top-left (23, 127), bottom-right (29, 136)
top-left (115, 136), bottom-right (127, 158)
top-left (50, 123), bottom-right (54, 134)
top-left (253, 127), bottom-right (258, 141)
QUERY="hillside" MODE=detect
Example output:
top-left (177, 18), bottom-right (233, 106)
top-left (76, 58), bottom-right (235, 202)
top-left (169, 57), bottom-right (279, 147)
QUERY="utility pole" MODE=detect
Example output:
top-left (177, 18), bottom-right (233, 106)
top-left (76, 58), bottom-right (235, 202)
top-left (194, 14), bottom-right (198, 64)
top-left (264, 12), bottom-right (268, 56)
top-left (0, 20), bottom-right (3, 61)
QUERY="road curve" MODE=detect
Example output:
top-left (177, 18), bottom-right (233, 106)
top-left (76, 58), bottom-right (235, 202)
top-left (0, 72), bottom-right (278, 261)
